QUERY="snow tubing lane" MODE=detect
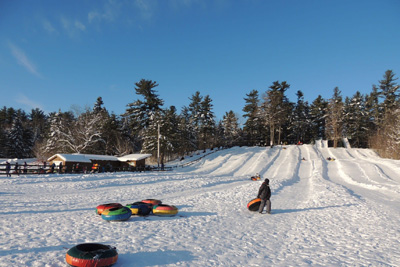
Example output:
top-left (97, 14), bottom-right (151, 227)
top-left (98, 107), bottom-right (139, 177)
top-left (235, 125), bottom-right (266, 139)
top-left (96, 203), bottom-right (123, 215)
top-left (125, 202), bottom-right (151, 216)
top-left (247, 198), bottom-right (261, 211)
top-left (101, 207), bottom-right (132, 221)
top-left (153, 204), bottom-right (178, 216)
top-left (141, 199), bottom-right (162, 207)
top-left (66, 243), bottom-right (118, 267)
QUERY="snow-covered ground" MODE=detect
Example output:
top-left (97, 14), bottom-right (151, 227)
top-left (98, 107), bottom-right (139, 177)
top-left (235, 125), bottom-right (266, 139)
top-left (1, 144), bottom-right (400, 266)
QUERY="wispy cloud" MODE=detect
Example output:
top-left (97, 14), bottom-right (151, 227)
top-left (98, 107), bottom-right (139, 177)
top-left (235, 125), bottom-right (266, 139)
top-left (8, 42), bottom-right (42, 78)
top-left (42, 18), bottom-right (57, 34)
top-left (134, 0), bottom-right (155, 20)
top-left (87, 0), bottom-right (159, 27)
top-left (16, 93), bottom-right (44, 110)
top-left (61, 16), bottom-right (86, 37)
top-left (88, 0), bottom-right (122, 23)
top-left (74, 21), bottom-right (86, 31)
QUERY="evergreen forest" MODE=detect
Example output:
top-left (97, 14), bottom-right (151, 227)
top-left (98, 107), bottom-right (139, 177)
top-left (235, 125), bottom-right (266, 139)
top-left (1, 70), bottom-right (399, 162)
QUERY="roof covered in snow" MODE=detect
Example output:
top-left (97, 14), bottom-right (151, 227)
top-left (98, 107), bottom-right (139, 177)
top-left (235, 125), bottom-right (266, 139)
top-left (118, 154), bottom-right (152, 161)
top-left (47, 153), bottom-right (151, 163)
top-left (0, 158), bottom-right (38, 164)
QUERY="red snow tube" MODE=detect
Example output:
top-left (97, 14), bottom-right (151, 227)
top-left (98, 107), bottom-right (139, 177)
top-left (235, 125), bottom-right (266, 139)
top-left (141, 199), bottom-right (162, 207)
top-left (247, 198), bottom-right (261, 211)
top-left (66, 243), bottom-right (118, 267)
top-left (96, 203), bottom-right (122, 215)
top-left (153, 204), bottom-right (178, 216)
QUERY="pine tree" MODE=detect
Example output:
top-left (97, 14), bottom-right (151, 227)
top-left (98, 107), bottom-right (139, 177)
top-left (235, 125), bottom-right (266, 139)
top-left (222, 111), bottom-right (240, 147)
top-left (140, 112), bottom-right (161, 158)
top-left (0, 107), bottom-right (9, 157)
top-left (93, 96), bottom-right (105, 114)
top-left (371, 70), bottom-right (400, 158)
top-left (3, 107), bottom-right (16, 127)
top-left (0, 107), bottom-right (7, 128)
top-left (377, 70), bottom-right (399, 140)
top-left (116, 115), bottom-right (138, 155)
top-left (309, 95), bottom-right (327, 141)
top-left (6, 115), bottom-right (31, 158)
top-left (29, 108), bottom-right (48, 146)
top-left (364, 86), bottom-right (380, 136)
top-left (124, 79), bottom-right (164, 132)
top-left (0, 127), bottom-right (6, 157)
top-left (343, 92), bottom-right (369, 147)
top-left (378, 70), bottom-right (399, 117)
top-left (243, 90), bottom-right (262, 146)
top-left (214, 120), bottom-right (225, 148)
top-left (177, 106), bottom-right (197, 156)
top-left (199, 95), bottom-right (216, 150)
top-left (159, 106), bottom-right (180, 163)
top-left (344, 91), bottom-right (370, 148)
top-left (288, 90), bottom-right (311, 144)
top-left (385, 107), bottom-right (400, 158)
top-left (188, 91), bottom-right (203, 148)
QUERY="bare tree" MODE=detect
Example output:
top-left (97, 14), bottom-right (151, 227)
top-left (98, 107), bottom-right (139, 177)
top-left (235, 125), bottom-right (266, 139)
top-left (262, 81), bottom-right (290, 146)
top-left (325, 87), bottom-right (344, 148)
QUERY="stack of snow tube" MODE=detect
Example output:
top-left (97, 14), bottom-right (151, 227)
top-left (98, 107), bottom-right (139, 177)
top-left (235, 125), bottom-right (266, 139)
top-left (96, 203), bottom-right (122, 215)
top-left (66, 243), bottom-right (118, 267)
top-left (101, 206), bottom-right (132, 221)
top-left (125, 202), bottom-right (152, 216)
top-left (152, 204), bottom-right (179, 216)
top-left (247, 198), bottom-right (261, 211)
top-left (96, 199), bottom-right (179, 219)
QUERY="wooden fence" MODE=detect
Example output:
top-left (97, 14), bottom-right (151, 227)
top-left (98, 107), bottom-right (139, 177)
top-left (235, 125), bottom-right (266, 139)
top-left (0, 163), bottom-right (160, 176)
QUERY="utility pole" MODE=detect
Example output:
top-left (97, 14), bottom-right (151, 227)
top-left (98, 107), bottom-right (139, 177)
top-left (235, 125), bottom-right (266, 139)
top-left (157, 124), bottom-right (160, 169)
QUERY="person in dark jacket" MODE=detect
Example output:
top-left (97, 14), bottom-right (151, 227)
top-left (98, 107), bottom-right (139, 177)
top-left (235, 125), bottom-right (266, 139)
top-left (59, 162), bottom-right (63, 174)
top-left (5, 162), bottom-right (11, 177)
top-left (14, 162), bottom-right (19, 176)
top-left (257, 178), bottom-right (271, 214)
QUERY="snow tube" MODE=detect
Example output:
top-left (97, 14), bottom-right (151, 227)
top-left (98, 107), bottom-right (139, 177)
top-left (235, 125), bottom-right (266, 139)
top-left (101, 207), bottom-right (132, 221)
top-left (96, 203), bottom-right (122, 215)
top-left (141, 199), bottom-right (162, 207)
top-left (247, 198), bottom-right (261, 211)
top-left (65, 243), bottom-right (118, 267)
top-left (125, 202), bottom-right (151, 216)
top-left (152, 204), bottom-right (178, 216)
top-left (250, 176), bottom-right (260, 181)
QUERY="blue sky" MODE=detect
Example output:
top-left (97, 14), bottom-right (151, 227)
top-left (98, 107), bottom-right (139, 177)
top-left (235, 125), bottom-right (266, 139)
top-left (1, 0), bottom-right (399, 121)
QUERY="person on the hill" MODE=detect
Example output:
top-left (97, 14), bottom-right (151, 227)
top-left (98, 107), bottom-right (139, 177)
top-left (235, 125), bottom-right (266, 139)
top-left (257, 178), bottom-right (271, 214)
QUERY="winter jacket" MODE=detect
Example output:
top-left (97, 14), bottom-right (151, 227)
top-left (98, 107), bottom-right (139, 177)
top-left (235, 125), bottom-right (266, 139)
top-left (257, 182), bottom-right (271, 200)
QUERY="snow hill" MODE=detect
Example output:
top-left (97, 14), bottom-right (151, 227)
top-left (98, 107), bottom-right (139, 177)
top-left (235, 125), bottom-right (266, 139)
top-left (1, 145), bottom-right (400, 266)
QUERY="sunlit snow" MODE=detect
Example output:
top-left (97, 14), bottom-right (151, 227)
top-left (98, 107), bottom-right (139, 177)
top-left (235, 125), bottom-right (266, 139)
top-left (1, 142), bottom-right (400, 266)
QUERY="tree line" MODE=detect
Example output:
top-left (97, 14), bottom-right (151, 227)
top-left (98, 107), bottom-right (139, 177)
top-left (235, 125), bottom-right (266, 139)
top-left (0, 70), bottom-right (399, 162)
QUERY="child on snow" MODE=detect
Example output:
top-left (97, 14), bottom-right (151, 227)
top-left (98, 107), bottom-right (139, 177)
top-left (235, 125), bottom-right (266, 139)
top-left (257, 178), bottom-right (271, 214)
